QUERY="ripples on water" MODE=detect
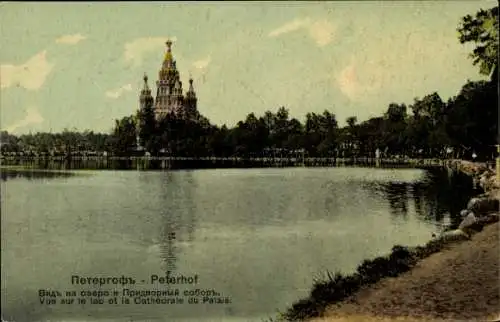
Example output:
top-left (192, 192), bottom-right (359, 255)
top-left (0, 166), bottom-right (475, 322)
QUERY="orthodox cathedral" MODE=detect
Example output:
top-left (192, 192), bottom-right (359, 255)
top-left (138, 40), bottom-right (198, 120)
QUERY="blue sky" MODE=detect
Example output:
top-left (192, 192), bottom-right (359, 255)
top-left (0, 1), bottom-right (494, 134)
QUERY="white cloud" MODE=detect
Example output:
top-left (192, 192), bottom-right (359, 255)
top-left (308, 20), bottom-right (336, 47)
top-left (3, 106), bottom-right (44, 133)
top-left (337, 63), bottom-right (360, 101)
top-left (336, 61), bottom-right (382, 101)
top-left (124, 36), bottom-right (177, 66)
top-left (105, 83), bottom-right (133, 99)
top-left (0, 50), bottom-right (54, 90)
top-left (334, 30), bottom-right (468, 103)
top-left (55, 34), bottom-right (87, 45)
top-left (268, 18), bottom-right (311, 37)
top-left (192, 56), bottom-right (211, 70)
top-left (268, 18), bottom-right (336, 47)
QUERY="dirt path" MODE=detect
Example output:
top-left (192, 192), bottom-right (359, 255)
top-left (312, 222), bottom-right (500, 322)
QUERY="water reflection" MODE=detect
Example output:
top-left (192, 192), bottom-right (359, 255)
top-left (155, 172), bottom-right (198, 273)
top-left (385, 183), bottom-right (409, 218)
top-left (2, 158), bottom-right (136, 171)
top-left (363, 168), bottom-right (476, 230)
top-left (0, 168), bottom-right (74, 181)
top-left (2, 166), bottom-right (476, 232)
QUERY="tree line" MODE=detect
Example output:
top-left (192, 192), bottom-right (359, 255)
top-left (1, 6), bottom-right (497, 161)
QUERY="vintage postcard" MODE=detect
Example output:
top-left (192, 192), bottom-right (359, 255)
top-left (1, 2), bottom-right (499, 322)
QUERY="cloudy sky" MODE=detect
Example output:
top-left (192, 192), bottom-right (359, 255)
top-left (0, 1), bottom-right (495, 134)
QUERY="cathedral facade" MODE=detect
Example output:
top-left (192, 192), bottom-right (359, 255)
top-left (139, 40), bottom-right (198, 120)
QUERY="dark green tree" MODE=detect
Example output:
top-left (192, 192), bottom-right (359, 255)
top-left (458, 5), bottom-right (498, 78)
top-left (111, 116), bottom-right (137, 155)
top-left (137, 100), bottom-right (157, 153)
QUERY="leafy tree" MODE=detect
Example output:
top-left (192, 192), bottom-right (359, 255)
top-left (137, 100), bottom-right (157, 153)
top-left (346, 116), bottom-right (357, 128)
top-left (111, 116), bottom-right (137, 155)
top-left (457, 6), bottom-right (498, 78)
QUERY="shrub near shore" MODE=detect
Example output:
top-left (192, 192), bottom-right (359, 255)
top-left (276, 243), bottom-right (434, 321)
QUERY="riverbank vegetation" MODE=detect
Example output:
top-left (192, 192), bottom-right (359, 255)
top-left (1, 6), bottom-right (497, 162)
top-left (278, 243), bottom-right (432, 321)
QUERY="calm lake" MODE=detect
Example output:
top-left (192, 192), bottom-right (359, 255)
top-left (1, 166), bottom-right (474, 322)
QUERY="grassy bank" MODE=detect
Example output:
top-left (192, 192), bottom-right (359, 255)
top-left (271, 160), bottom-right (499, 322)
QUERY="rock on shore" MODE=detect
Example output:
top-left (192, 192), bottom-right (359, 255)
top-left (448, 160), bottom-right (500, 236)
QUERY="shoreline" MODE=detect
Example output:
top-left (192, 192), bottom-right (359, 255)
top-left (273, 159), bottom-right (499, 322)
top-left (0, 165), bottom-right (93, 174)
top-left (0, 157), bottom-right (486, 172)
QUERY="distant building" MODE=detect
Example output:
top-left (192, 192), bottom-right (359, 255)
top-left (138, 40), bottom-right (198, 120)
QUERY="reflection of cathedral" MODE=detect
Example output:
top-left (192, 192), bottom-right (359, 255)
top-left (157, 173), bottom-right (198, 272)
top-left (139, 40), bottom-right (198, 120)
top-left (160, 224), bottom-right (178, 272)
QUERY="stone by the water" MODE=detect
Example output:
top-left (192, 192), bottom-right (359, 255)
top-left (467, 198), bottom-right (481, 210)
top-left (438, 229), bottom-right (470, 243)
top-left (467, 197), bottom-right (499, 215)
top-left (460, 209), bottom-right (470, 218)
top-left (459, 213), bottom-right (478, 230)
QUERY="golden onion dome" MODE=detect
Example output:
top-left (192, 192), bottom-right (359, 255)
top-left (164, 39), bottom-right (173, 63)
